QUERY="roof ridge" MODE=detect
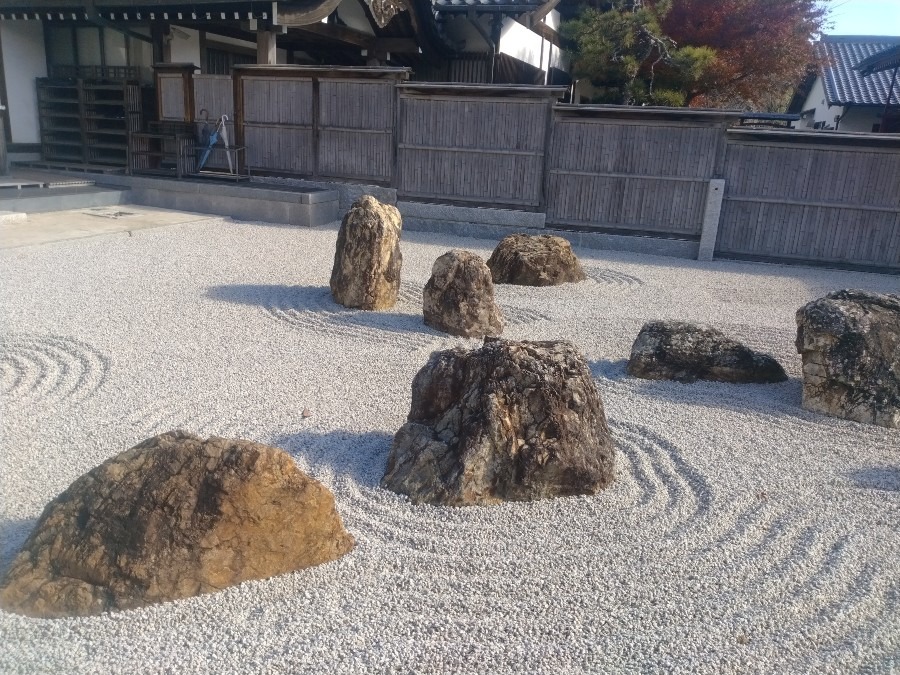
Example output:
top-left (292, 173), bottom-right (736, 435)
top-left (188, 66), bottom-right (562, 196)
top-left (821, 35), bottom-right (900, 43)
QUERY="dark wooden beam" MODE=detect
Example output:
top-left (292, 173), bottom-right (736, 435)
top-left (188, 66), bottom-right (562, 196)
top-left (373, 38), bottom-right (418, 54)
top-left (294, 22), bottom-right (374, 49)
top-left (528, 0), bottom-right (559, 24)
top-left (517, 16), bottom-right (559, 47)
top-left (88, 14), bottom-right (154, 42)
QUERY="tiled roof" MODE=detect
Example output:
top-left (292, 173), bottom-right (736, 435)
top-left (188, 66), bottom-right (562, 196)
top-left (819, 35), bottom-right (900, 107)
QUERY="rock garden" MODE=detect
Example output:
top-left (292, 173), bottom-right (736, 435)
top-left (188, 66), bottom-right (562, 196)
top-left (0, 195), bottom-right (897, 672)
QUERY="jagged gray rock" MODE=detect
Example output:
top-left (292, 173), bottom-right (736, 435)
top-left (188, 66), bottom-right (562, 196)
top-left (0, 431), bottom-right (355, 618)
top-left (796, 289), bottom-right (900, 428)
top-left (627, 321), bottom-right (788, 384)
top-left (330, 195), bottom-right (402, 310)
top-left (487, 234), bottom-right (586, 286)
top-left (382, 339), bottom-right (616, 506)
top-left (423, 249), bottom-right (503, 338)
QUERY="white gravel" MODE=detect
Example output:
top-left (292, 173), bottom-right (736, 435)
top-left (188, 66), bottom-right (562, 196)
top-left (1, 217), bottom-right (899, 674)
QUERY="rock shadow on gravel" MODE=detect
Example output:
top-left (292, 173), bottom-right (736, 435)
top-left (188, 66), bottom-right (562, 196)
top-left (0, 518), bottom-right (38, 577)
top-left (849, 468), bottom-right (900, 492)
top-left (589, 358), bottom-right (815, 422)
top-left (272, 430), bottom-right (393, 488)
top-left (206, 284), bottom-right (445, 340)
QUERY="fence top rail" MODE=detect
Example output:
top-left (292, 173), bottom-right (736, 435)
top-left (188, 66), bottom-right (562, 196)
top-left (398, 83), bottom-right (567, 99)
top-left (233, 65), bottom-right (411, 80)
top-left (554, 104), bottom-right (743, 124)
top-left (154, 62), bottom-right (199, 73)
top-left (727, 127), bottom-right (900, 149)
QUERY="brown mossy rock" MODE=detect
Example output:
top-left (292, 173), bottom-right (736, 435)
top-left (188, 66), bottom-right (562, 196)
top-left (486, 234), bottom-right (587, 287)
top-left (381, 339), bottom-right (616, 506)
top-left (0, 431), bottom-right (355, 618)
top-left (796, 289), bottom-right (900, 428)
top-left (330, 195), bottom-right (402, 310)
top-left (627, 321), bottom-right (788, 384)
top-left (423, 249), bottom-right (504, 338)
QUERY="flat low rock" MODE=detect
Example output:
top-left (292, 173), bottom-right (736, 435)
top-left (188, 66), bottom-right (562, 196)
top-left (796, 289), bottom-right (900, 428)
top-left (423, 249), bottom-right (503, 338)
top-left (330, 195), bottom-right (402, 310)
top-left (0, 431), bottom-right (355, 618)
top-left (627, 321), bottom-right (788, 384)
top-left (381, 339), bottom-right (616, 506)
top-left (487, 234), bottom-right (586, 287)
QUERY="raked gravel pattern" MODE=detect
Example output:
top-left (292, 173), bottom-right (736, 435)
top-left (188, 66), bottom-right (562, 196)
top-left (1, 218), bottom-right (898, 674)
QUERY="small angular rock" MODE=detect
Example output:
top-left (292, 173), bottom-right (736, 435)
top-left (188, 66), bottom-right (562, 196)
top-left (796, 289), bottom-right (900, 428)
top-left (330, 195), bottom-right (402, 310)
top-left (627, 321), bottom-right (787, 384)
top-left (0, 431), bottom-right (355, 617)
top-left (382, 339), bottom-right (616, 506)
top-left (423, 249), bottom-right (504, 338)
top-left (487, 234), bottom-right (586, 286)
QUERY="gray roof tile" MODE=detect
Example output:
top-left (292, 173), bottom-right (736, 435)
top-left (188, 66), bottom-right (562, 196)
top-left (819, 35), bottom-right (900, 107)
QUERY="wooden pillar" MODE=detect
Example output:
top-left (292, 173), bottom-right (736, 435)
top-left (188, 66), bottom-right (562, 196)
top-left (256, 29), bottom-right (277, 65)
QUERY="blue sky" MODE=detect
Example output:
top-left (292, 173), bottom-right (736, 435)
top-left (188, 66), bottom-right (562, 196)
top-left (822, 0), bottom-right (900, 36)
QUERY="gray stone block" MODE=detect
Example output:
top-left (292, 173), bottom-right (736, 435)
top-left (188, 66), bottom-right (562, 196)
top-left (126, 182), bottom-right (339, 227)
top-left (0, 188), bottom-right (131, 213)
top-left (398, 201), bottom-right (545, 229)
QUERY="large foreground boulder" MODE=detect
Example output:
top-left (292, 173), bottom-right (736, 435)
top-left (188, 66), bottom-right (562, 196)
top-left (795, 289), bottom-right (900, 428)
top-left (487, 234), bottom-right (586, 286)
top-left (627, 321), bottom-right (788, 384)
top-left (381, 339), bottom-right (616, 505)
top-left (330, 195), bottom-right (402, 309)
top-left (0, 431), bottom-right (355, 618)
top-left (423, 250), bottom-right (504, 338)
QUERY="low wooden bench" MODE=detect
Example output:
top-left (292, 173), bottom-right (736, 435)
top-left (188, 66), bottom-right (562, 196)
top-left (128, 121), bottom-right (197, 178)
top-left (129, 121), bottom-right (249, 181)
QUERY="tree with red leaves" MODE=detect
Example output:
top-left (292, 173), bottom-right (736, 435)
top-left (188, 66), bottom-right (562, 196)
top-left (564, 0), bottom-right (827, 109)
top-left (661, 0), bottom-right (826, 108)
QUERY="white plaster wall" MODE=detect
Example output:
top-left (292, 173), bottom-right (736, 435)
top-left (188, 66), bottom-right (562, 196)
top-left (168, 26), bottom-right (201, 66)
top-left (793, 77), bottom-right (843, 129)
top-left (205, 31), bottom-right (288, 63)
top-left (440, 13), bottom-right (566, 74)
top-left (792, 76), bottom-right (881, 132)
top-left (443, 15), bottom-right (490, 51)
top-left (499, 19), bottom-right (541, 67)
top-left (336, 0), bottom-right (375, 36)
top-left (0, 22), bottom-right (48, 144)
top-left (838, 106), bottom-right (880, 133)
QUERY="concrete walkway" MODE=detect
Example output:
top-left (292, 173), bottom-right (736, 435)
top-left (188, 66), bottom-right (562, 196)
top-left (0, 204), bottom-right (221, 249)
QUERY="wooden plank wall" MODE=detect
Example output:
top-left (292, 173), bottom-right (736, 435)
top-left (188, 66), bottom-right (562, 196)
top-left (318, 79), bottom-right (395, 183)
top-left (395, 93), bottom-right (551, 207)
top-left (158, 74), bottom-right (187, 121)
top-left (193, 75), bottom-right (233, 171)
top-left (240, 76), bottom-right (315, 174)
top-left (717, 132), bottom-right (900, 270)
top-left (545, 114), bottom-right (724, 235)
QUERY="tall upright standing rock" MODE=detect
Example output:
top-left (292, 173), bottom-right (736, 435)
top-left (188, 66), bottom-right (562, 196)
top-left (423, 249), bottom-right (504, 338)
top-left (795, 289), bottom-right (900, 428)
top-left (330, 195), bottom-right (402, 310)
top-left (382, 339), bottom-right (616, 506)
